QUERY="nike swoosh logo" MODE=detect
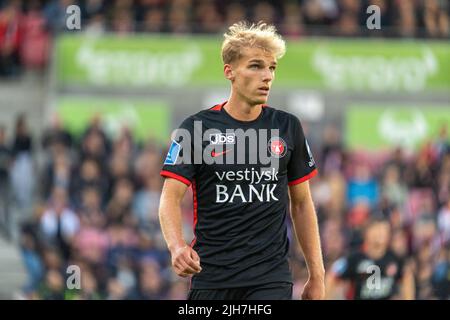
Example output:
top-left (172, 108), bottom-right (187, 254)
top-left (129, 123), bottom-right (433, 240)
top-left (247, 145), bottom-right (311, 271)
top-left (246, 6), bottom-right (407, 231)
top-left (211, 149), bottom-right (231, 157)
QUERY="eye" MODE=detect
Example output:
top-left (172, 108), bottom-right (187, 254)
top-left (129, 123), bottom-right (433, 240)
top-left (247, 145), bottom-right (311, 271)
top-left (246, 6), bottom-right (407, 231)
top-left (249, 64), bottom-right (259, 69)
top-left (270, 66), bottom-right (276, 71)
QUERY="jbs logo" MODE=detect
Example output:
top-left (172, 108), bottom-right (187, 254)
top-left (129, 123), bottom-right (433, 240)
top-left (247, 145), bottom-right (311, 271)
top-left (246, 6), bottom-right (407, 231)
top-left (209, 133), bottom-right (235, 145)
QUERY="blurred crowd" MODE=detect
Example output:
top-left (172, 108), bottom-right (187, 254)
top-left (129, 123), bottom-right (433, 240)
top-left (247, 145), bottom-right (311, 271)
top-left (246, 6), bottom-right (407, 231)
top-left (1, 113), bottom-right (189, 299)
top-left (0, 112), bottom-right (449, 300)
top-left (309, 124), bottom-right (450, 299)
top-left (1, 0), bottom-right (449, 76)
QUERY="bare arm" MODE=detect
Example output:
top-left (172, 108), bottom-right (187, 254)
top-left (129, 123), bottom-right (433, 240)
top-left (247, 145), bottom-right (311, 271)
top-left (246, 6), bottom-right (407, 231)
top-left (400, 261), bottom-right (415, 300)
top-left (289, 181), bottom-right (325, 299)
top-left (159, 178), bottom-right (202, 277)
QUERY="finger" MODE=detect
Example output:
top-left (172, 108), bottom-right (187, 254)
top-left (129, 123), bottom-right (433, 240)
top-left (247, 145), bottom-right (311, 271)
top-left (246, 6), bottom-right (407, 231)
top-left (173, 265), bottom-right (188, 278)
top-left (173, 263), bottom-right (183, 275)
top-left (178, 258), bottom-right (199, 274)
top-left (181, 251), bottom-right (202, 272)
top-left (173, 261), bottom-right (190, 274)
top-left (191, 249), bottom-right (200, 262)
top-left (184, 257), bottom-right (202, 273)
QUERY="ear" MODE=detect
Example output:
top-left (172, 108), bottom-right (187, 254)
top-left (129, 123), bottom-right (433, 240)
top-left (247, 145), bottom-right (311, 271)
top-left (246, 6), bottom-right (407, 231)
top-left (224, 64), bottom-right (234, 81)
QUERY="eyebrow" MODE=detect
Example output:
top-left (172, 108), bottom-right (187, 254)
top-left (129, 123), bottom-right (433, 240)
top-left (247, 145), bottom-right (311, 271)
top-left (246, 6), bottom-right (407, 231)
top-left (248, 59), bottom-right (277, 65)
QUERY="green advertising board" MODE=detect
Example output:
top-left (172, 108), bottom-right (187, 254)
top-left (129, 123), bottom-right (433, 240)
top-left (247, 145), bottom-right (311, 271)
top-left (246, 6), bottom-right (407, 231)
top-left (57, 96), bottom-right (170, 143)
top-left (346, 105), bottom-right (450, 150)
top-left (56, 35), bottom-right (450, 92)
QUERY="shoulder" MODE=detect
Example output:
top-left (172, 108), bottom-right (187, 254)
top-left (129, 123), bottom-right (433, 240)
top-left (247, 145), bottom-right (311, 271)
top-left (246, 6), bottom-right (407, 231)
top-left (176, 112), bottom-right (205, 130)
top-left (175, 103), bottom-right (226, 132)
top-left (264, 105), bottom-right (299, 122)
top-left (265, 106), bottom-right (306, 130)
top-left (184, 103), bottom-right (226, 122)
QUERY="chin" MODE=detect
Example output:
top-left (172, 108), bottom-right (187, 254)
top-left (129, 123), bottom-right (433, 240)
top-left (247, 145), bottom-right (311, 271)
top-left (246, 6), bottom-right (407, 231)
top-left (252, 97), bottom-right (268, 105)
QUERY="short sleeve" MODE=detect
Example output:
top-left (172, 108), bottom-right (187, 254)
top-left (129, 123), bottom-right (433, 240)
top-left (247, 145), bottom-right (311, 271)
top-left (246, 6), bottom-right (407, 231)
top-left (287, 116), bottom-right (318, 186)
top-left (160, 117), bottom-right (197, 186)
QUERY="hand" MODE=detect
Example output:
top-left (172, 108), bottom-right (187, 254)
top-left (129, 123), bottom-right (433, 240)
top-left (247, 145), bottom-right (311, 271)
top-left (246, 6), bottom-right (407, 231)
top-left (170, 245), bottom-right (202, 278)
top-left (301, 277), bottom-right (325, 300)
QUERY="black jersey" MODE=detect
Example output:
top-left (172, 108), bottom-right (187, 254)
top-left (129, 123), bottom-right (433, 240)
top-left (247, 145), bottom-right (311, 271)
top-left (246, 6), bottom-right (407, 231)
top-left (331, 249), bottom-right (405, 300)
top-left (161, 102), bottom-right (317, 289)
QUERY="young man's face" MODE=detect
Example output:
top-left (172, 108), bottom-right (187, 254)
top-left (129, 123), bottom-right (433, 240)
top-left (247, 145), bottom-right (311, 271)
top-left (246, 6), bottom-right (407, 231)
top-left (365, 221), bottom-right (391, 252)
top-left (226, 47), bottom-right (277, 106)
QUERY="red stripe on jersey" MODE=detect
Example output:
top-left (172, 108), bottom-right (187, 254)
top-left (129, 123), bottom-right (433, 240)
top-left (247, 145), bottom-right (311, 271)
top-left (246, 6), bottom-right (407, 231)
top-left (209, 101), bottom-right (227, 111)
top-left (211, 102), bottom-right (268, 111)
top-left (210, 104), bottom-right (222, 111)
top-left (160, 170), bottom-right (192, 186)
top-left (288, 168), bottom-right (318, 186)
top-left (190, 180), bottom-right (198, 248)
top-left (189, 180), bottom-right (199, 291)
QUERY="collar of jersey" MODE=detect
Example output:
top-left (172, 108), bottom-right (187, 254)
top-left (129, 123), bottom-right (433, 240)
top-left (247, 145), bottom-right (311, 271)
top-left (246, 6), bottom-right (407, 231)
top-left (220, 101), bottom-right (266, 125)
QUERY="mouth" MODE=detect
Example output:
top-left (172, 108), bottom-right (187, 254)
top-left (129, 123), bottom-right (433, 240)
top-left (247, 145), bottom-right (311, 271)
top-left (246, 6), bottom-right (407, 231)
top-left (258, 87), bottom-right (270, 95)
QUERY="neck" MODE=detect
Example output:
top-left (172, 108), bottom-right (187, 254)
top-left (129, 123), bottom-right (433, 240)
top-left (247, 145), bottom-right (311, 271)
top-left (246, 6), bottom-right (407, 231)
top-left (224, 92), bottom-right (263, 122)
top-left (364, 244), bottom-right (386, 260)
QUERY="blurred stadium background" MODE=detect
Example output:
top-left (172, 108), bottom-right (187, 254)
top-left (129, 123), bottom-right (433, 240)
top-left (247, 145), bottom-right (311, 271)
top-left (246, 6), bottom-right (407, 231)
top-left (0, 0), bottom-right (449, 300)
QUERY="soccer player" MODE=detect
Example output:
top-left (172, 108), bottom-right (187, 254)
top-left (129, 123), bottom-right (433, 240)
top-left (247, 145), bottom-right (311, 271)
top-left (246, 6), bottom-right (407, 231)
top-left (325, 216), bottom-right (415, 300)
top-left (159, 21), bottom-right (324, 300)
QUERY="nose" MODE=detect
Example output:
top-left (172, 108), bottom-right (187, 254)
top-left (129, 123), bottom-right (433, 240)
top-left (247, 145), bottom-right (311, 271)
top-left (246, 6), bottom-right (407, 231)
top-left (262, 67), bottom-right (273, 82)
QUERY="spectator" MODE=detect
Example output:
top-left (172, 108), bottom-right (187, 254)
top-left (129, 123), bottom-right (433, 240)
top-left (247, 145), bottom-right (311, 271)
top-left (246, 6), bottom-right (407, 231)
top-left (280, 3), bottom-right (304, 39)
top-left (40, 187), bottom-right (80, 259)
top-left (252, 2), bottom-right (276, 25)
top-left (80, 0), bottom-right (105, 21)
top-left (0, 125), bottom-right (11, 234)
top-left (20, 0), bottom-right (50, 71)
top-left (223, 2), bottom-right (246, 30)
top-left (347, 162), bottom-right (379, 209)
top-left (106, 277), bottom-right (129, 300)
top-left (41, 149), bottom-right (72, 200)
top-left (141, 8), bottom-right (165, 33)
top-left (44, 0), bottom-right (78, 34)
top-left (73, 210), bottom-right (108, 265)
top-left (19, 204), bottom-right (45, 296)
top-left (134, 258), bottom-right (165, 299)
top-left (133, 174), bottom-right (161, 230)
top-left (0, 0), bottom-right (22, 77)
top-left (423, 0), bottom-right (450, 38)
top-left (11, 113), bottom-right (32, 156)
top-left (105, 177), bottom-right (136, 226)
top-left (71, 267), bottom-right (102, 299)
top-left (80, 114), bottom-right (110, 162)
top-left (70, 157), bottom-right (109, 208)
top-left (110, 7), bottom-right (134, 35)
top-left (396, 0), bottom-right (417, 37)
top-left (381, 164), bottom-right (408, 209)
top-left (431, 242), bottom-right (450, 299)
top-left (37, 269), bottom-right (65, 300)
top-left (10, 114), bottom-right (34, 211)
top-left (437, 199), bottom-right (450, 243)
top-left (41, 113), bottom-right (73, 151)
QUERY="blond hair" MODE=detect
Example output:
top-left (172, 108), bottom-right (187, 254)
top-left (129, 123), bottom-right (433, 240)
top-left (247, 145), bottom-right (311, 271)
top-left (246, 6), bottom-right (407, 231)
top-left (221, 21), bottom-right (286, 64)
